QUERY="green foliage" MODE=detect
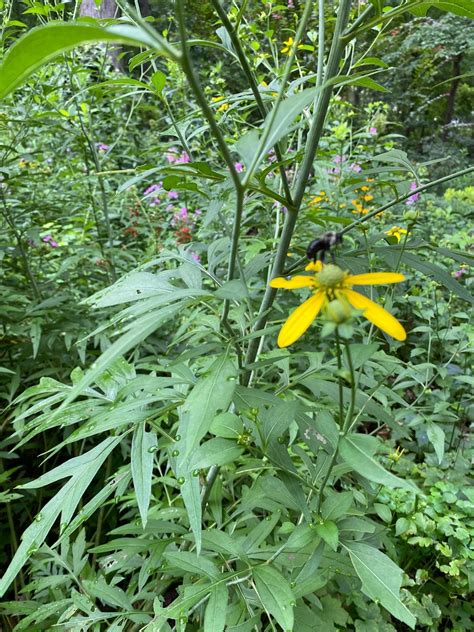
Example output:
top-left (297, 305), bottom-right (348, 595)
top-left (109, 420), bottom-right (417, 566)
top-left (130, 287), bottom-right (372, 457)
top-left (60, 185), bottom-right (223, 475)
top-left (0, 1), bottom-right (473, 631)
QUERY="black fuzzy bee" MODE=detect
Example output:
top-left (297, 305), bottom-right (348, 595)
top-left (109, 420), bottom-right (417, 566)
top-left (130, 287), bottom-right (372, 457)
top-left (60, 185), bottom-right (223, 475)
top-left (306, 231), bottom-right (343, 263)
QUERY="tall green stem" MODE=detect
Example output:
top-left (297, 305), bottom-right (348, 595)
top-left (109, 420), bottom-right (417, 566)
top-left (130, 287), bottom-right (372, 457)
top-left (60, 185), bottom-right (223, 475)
top-left (244, 0), bottom-right (352, 381)
top-left (0, 191), bottom-right (42, 301)
top-left (175, 1), bottom-right (241, 191)
top-left (316, 334), bottom-right (356, 515)
top-left (210, 0), bottom-right (293, 203)
top-left (243, 0), bottom-right (315, 186)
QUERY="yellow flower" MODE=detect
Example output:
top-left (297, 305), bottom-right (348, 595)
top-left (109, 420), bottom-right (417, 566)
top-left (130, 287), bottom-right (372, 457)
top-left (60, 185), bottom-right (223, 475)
top-left (363, 194), bottom-right (373, 202)
top-left (270, 262), bottom-right (406, 347)
top-left (281, 37), bottom-right (294, 54)
top-left (211, 96), bottom-right (230, 112)
top-left (351, 199), bottom-right (369, 215)
top-left (385, 226), bottom-right (408, 242)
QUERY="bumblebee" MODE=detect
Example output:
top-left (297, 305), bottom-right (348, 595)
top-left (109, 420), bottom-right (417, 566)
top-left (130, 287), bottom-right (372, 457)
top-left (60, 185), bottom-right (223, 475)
top-left (306, 231), bottom-right (343, 263)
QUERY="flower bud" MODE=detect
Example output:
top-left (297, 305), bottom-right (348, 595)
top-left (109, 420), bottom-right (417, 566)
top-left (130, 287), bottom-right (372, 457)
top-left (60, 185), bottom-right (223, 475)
top-left (403, 209), bottom-right (419, 223)
top-left (324, 298), bottom-right (352, 324)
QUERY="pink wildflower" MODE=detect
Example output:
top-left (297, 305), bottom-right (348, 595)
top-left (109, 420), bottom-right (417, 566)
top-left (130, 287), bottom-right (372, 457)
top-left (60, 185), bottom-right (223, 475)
top-left (406, 181), bottom-right (420, 205)
top-left (168, 190), bottom-right (179, 199)
top-left (234, 162), bottom-right (244, 173)
top-left (166, 147), bottom-right (178, 163)
top-left (176, 151), bottom-right (190, 164)
top-left (369, 127), bottom-right (377, 135)
top-left (453, 267), bottom-right (467, 279)
top-left (144, 183), bottom-right (162, 196)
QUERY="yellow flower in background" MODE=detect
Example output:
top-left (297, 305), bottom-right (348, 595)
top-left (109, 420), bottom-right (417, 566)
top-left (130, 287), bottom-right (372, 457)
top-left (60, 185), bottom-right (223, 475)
top-left (211, 96), bottom-right (229, 112)
top-left (385, 226), bottom-right (408, 242)
top-left (351, 199), bottom-right (369, 215)
top-left (281, 37), bottom-right (294, 54)
top-left (309, 191), bottom-right (327, 206)
top-left (270, 262), bottom-right (406, 347)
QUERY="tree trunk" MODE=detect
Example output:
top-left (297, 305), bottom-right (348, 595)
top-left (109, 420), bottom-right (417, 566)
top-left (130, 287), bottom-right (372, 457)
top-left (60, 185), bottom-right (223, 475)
top-left (442, 53), bottom-right (463, 140)
top-left (79, 0), bottom-right (118, 18)
top-left (138, 0), bottom-right (151, 16)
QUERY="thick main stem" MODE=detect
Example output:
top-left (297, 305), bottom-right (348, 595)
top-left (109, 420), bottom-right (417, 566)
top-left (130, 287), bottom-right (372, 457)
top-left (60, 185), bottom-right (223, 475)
top-left (244, 0), bottom-right (352, 381)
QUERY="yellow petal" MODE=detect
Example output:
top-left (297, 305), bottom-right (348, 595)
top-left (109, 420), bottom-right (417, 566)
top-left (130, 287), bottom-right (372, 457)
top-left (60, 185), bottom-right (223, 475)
top-left (347, 272), bottom-right (405, 286)
top-left (277, 291), bottom-right (326, 348)
top-left (343, 289), bottom-right (406, 341)
top-left (270, 275), bottom-right (314, 289)
top-left (305, 260), bottom-right (323, 272)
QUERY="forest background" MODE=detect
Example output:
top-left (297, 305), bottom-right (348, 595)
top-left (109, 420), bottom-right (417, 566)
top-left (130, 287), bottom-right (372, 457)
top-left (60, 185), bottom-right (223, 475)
top-left (0, 0), bottom-right (473, 630)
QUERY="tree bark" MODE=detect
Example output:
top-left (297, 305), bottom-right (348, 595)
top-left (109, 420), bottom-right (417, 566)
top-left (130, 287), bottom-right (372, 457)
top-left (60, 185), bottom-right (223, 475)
top-left (442, 53), bottom-right (463, 140)
top-left (79, 0), bottom-right (118, 18)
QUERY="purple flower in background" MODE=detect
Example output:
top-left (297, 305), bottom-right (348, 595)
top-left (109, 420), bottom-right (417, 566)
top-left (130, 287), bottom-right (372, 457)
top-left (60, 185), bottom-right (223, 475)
top-left (178, 206), bottom-right (188, 218)
top-left (144, 183), bottom-right (162, 195)
top-left (288, 0), bottom-right (295, 7)
top-left (166, 204), bottom-right (174, 212)
top-left (168, 190), bottom-right (179, 199)
top-left (150, 197), bottom-right (161, 206)
top-left (96, 143), bottom-right (110, 152)
top-left (166, 147), bottom-right (178, 163)
top-left (176, 151), bottom-right (190, 164)
top-left (42, 235), bottom-right (58, 247)
top-left (194, 209), bottom-right (202, 216)
top-left (268, 149), bottom-right (277, 163)
top-left (190, 251), bottom-right (201, 263)
top-left (453, 267), bottom-right (467, 279)
top-left (273, 201), bottom-right (288, 214)
top-left (272, 12), bottom-right (282, 19)
top-left (349, 163), bottom-right (362, 173)
top-left (406, 181), bottom-right (420, 205)
top-left (369, 127), bottom-right (377, 136)
top-left (234, 162), bottom-right (244, 173)
top-left (333, 154), bottom-right (344, 164)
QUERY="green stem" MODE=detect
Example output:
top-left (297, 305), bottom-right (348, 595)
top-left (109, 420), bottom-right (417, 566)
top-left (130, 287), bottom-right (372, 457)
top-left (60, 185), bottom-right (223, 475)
top-left (68, 63), bottom-right (117, 281)
top-left (342, 165), bottom-right (474, 234)
top-left (175, 1), bottom-right (241, 192)
top-left (316, 0), bottom-right (325, 89)
top-left (243, 0), bottom-right (352, 381)
top-left (200, 465), bottom-right (219, 513)
top-left (316, 331), bottom-right (357, 515)
top-left (283, 164), bottom-right (474, 276)
top-left (335, 330), bottom-right (344, 428)
top-left (342, 341), bottom-right (356, 433)
top-left (0, 191), bottom-right (42, 301)
top-left (210, 0), bottom-right (293, 203)
top-left (243, 0), bottom-right (315, 187)
top-left (221, 187), bottom-right (245, 331)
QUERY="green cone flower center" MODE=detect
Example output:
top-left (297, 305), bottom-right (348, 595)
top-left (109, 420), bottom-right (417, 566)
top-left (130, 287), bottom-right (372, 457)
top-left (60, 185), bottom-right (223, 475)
top-left (316, 264), bottom-right (346, 288)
